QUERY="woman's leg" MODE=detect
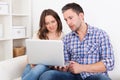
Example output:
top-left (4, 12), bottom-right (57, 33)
top-left (22, 64), bottom-right (50, 80)
top-left (22, 64), bottom-right (31, 78)
top-left (85, 74), bottom-right (111, 80)
top-left (39, 70), bottom-right (83, 80)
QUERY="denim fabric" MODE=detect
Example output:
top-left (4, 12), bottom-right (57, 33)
top-left (85, 74), bottom-right (111, 80)
top-left (39, 70), bottom-right (111, 80)
top-left (39, 70), bottom-right (82, 80)
top-left (22, 64), bottom-right (49, 80)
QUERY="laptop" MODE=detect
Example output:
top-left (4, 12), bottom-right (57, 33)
top-left (26, 39), bottom-right (65, 66)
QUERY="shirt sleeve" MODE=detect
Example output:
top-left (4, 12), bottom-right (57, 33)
top-left (63, 35), bottom-right (71, 62)
top-left (100, 31), bottom-right (114, 71)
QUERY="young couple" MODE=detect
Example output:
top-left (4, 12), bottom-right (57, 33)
top-left (22, 2), bottom-right (114, 80)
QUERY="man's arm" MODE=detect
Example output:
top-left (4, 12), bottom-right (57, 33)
top-left (69, 61), bottom-right (106, 74)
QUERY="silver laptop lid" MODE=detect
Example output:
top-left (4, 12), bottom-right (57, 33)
top-left (26, 39), bottom-right (65, 66)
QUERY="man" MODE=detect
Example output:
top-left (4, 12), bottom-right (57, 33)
top-left (39, 2), bottom-right (114, 80)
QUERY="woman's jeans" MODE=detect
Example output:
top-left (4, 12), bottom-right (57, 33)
top-left (22, 64), bottom-right (49, 80)
top-left (39, 70), bottom-right (111, 80)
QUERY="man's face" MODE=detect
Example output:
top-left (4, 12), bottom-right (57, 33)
top-left (63, 9), bottom-right (82, 31)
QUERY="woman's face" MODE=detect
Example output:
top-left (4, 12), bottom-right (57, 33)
top-left (45, 15), bottom-right (58, 33)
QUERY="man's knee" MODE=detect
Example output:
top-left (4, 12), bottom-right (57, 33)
top-left (85, 74), bottom-right (111, 80)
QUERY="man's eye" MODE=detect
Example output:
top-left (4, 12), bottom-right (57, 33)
top-left (69, 17), bottom-right (72, 20)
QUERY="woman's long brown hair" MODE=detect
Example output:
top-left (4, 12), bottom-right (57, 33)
top-left (38, 9), bottom-right (62, 39)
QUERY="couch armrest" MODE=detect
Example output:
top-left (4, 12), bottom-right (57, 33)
top-left (0, 55), bottom-right (27, 80)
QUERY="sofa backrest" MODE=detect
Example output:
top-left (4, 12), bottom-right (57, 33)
top-left (0, 55), bottom-right (27, 80)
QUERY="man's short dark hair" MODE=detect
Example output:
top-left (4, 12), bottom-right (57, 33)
top-left (62, 2), bottom-right (84, 15)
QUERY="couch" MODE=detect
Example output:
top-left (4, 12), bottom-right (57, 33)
top-left (0, 55), bottom-right (119, 80)
top-left (0, 55), bottom-right (27, 80)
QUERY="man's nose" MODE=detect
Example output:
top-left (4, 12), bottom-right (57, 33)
top-left (67, 20), bottom-right (71, 25)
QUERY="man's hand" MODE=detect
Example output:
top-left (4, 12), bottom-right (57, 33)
top-left (69, 61), bottom-right (83, 74)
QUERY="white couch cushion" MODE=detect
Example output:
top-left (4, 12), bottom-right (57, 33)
top-left (14, 77), bottom-right (21, 80)
top-left (0, 55), bottom-right (27, 80)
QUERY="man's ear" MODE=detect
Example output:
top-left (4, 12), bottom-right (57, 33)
top-left (79, 13), bottom-right (84, 20)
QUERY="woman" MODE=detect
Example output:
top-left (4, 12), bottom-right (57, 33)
top-left (22, 9), bottom-right (63, 80)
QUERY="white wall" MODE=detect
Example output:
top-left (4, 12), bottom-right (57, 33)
top-left (32, 0), bottom-right (120, 79)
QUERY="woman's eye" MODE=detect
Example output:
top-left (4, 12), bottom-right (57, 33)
top-left (45, 22), bottom-right (49, 25)
top-left (51, 20), bottom-right (55, 23)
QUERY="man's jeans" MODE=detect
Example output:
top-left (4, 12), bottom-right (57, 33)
top-left (39, 70), bottom-right (111, 80)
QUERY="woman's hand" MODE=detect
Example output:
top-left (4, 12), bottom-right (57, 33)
top-left (53, 66), bottom-right (69, 72)
top-left (30, 64), bottom-right (36, 68)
